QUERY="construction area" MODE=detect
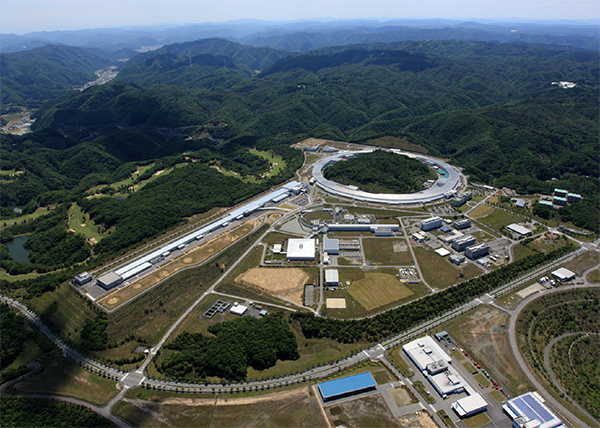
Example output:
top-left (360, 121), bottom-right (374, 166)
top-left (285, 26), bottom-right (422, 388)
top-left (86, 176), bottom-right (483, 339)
top-left (235, 267), bottom-right (311, 306)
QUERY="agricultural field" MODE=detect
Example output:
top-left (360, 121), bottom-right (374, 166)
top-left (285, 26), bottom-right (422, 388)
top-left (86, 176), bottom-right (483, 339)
top-left (362, 238), bottom-right (413, 265)
top-left (11, 354), bottom-right (118, 406)
top-left (347, 272), bottom-right (414, 311)
top-left (443, 305), bottom-right (534, 397)
top-left (98, 220), bottom-right (259, 310)
top-left (113, 384), bottom-right (326, 428)
top-left (413, 247), bottom-right (482, 290)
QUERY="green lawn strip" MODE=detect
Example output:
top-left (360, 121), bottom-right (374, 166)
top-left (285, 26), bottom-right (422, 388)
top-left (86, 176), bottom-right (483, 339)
top-left (450, 349), bottom-right (465, 361)
top-left (413, 247), bottom-right (482, 290)
top-left (473, 373), bottom-right (489, 387)
top-left (437, 410), bottom-right (458, 428)
top-left (413, 381), bottom-right (436, 404)
top-left (462, 361), bottom-right (477, 373)
top-left (462, 412), bottom-right (491, 428)
top-left (386, 345), bottom-right (414, 377)
top-left (12, 354), bottom-right (118, 406)
top-left (0, 271), bottom-right (46, 282)
top-left (68, 203), bottom-right (110, 242)
top-left (489, 390), bottom-right (505, 403)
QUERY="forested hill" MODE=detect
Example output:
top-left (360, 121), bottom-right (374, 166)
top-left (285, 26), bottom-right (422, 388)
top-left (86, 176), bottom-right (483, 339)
top-left (0, 45), bottom-right (118, 107)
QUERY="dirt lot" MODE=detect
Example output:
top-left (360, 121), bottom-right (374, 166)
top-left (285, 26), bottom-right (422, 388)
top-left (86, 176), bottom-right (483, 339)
top-left (114, 385), bottom-right (327, 428)
top-left (348, 273), bottom-right (414, 311)
top-left (443, 305), bottom-right (533, 397)
top-left (98, 220), bottom-right (259, 310)
top-left (565, 251), bottom-right (600, 276)
top-left (236, 267), bottom-right (310, 306)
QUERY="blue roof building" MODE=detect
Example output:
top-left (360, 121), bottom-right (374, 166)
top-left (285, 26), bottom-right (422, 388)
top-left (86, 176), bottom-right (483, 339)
top-left (317, 372), bottom-right (377, 402)
top-left (502, 392), bottom-right (564, 428)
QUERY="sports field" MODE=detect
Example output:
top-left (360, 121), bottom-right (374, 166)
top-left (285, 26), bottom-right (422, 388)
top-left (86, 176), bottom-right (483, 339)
top-left (347, 273), bottom-right (413, 311)
top-left (236, 267), bottom-right (310, 306)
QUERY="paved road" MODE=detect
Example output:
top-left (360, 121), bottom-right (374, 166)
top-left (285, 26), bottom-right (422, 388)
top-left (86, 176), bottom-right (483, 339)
top-left (507, 278), bottom-right (600, 428)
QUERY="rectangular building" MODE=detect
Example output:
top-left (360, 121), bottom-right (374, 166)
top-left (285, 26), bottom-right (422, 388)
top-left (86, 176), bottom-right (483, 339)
top-left (435, 248), bottom-right (451, 257)
top-left (323, 238), bottom-right (340, 255)
top-left (73, 272), bottom-right (92, 286)
top-left (375, 229), bottom-right (393, 236)
top-left (554, 189), bottom-right (568, 198)
top-left (502, 392), bottom-right (563, 428)
top-left (567, 193), bottom-right (581, 203)
top-left (453, 192), bottom-right (473, 207)
top-left (287, 239), bottom-right (316, 261)
top-left (325, 269), bottom-right (339, 285)
top-left (317, 372), bottom-right (377, 402)
top-left (96, 272), bottom-right (123, 290)
top-left (452, 394), bottom-right (488, 418)
top-left (506, 224), bottom-right (532, 236)
top-left (551, 268), bottom-right (575, 283)
top-left (539, 200), bottom-right (554, 208)
top-left (452, 235), bottom-right (477, 252)
top-left (420, 216), bottom-right (443, 231)
top-left (402, 336), bottom-right (452, 373)
top-left (553, 196), bottom-right (567, 206)
top-left (454, 219), bottom-right (471, 230)
top-left (465, 243), bottom-right (489, 260)
top-left (449, 254), bottom-right (465, 265)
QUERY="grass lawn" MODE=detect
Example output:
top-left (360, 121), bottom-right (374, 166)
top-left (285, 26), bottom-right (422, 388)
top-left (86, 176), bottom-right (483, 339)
top-left (450, 349), bottom-right (465, 361)
top-left (462, 361), bottom-right (476, 373)
top-left (489, 390), bottom-right (505, 403)
top-left (0, 271), bottom-right (46, 282)
top-left (512, 244), bottom-right (537, 261)
top-left (249, 149), bottom-right (287, 178)
top-left (348, 273), bottom-right (414, 311)
top-left (413, 381), bottom-right (435, 403)
top-left (477, 209), bottom-right (523, 232)
top-left (586, 268), bottom-right (600, 283)
top-left (468, 205), bottom-right (494, 218)
top-left (362, 238), bottom-right (413, 265)
top-left (13, 354), bottom-right (118, 406)
top-left (438, 410), bottom-right (458, 428)
top-left (462, 412), bottom-right (491, 428)
top-left (566, 251), bottom-right (600, 276)
top-left (474, 373), bottom-right (489, 387)
top-left (471, 231), bottom-right (496, 243)
top-left (387, 346), bottom-right (414, 377)
top-left (67, 202), bottom-right (110, 242)
top-left (413, 247), bottom-right (482, 290)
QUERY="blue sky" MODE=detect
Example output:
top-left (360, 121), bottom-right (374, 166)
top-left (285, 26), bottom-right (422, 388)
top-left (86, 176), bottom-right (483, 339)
top-left (2, 0), bottom-right (598, 34)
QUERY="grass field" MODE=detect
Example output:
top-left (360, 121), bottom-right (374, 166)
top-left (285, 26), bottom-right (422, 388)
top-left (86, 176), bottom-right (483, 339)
top-left (67, 203), bottom-right (110, 242)
top-left (347, 273), bottom-right (414, 311)
top-left (1, 206), bottom-right (51, 228)
top-left (28, 282), bottom-right (97, 349)
top-left (362, 238), bottom-right (413, 265)
top-left (462, 361), bottom-right (476, 373)
top-left (98, 220), bottom-right (259, 310)
top-left (366, 136), bottom-right (429, 153)
top-left (261, 231), bottom-right (301, 245)
top-left (489, 390), bottom-right (505, 403)
top-left (477, 209), bottom-right (523, 232)
top-left (12, 354), bottom-right (118, 406)
top-left (462, 412), bottom-right (491, 428)
top-left (586, 268), bottom-right (600, 283)
top-left (512, 244), bottom-right (537, 261)
top-left (566, 251), bottom-right (600, 276)
top-left (249, 149), bottom-right (287, 178)
top-left (471, 231), bottom-right (496, 243)
top-left (443, 305), bottom-right (534, 397)
top-left (113, 384), bottom-right (326, 428)
top-left (413, 247), bottom-right (482, 290)
top-left (468, 205), bottom-right (494, 218)
top-left (413, 381), bottom-right (435, 403)
top-left (386, 346), bottom-right (414, 377)
top-left (450, 349), bottom-right (465, 361)
top-left (438, 410), bottom-right (458, 428)
top-left (474, 373), bottom-right (489, 387)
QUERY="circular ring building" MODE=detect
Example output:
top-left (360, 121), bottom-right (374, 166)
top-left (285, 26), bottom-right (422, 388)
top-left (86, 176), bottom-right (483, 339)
top-left (311, 149), bottom-right (463, 204)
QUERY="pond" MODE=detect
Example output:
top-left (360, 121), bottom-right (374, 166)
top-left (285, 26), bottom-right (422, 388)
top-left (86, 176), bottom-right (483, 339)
top-left (5, 235), bottom-right (31, 263)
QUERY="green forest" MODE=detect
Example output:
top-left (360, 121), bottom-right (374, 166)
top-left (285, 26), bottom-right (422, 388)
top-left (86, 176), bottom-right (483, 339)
top-left (158, 312), bottom-right (299, 381)
top-left (323, 150), bottom-right (437, 193)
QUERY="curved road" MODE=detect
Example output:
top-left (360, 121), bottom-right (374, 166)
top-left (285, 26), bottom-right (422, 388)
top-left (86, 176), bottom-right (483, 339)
top-left (508, 279), bottom-right (600, 428)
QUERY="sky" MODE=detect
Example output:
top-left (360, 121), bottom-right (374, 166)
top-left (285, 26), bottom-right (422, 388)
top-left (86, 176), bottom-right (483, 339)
top-left (1, 0), bottom-right (598, 34)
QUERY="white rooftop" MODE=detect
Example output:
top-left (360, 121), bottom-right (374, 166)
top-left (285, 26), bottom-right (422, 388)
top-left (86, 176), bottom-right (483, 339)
top-left (287, 238), bottom-right (316, 260)
top-left (451, 394), bottom-right (488, 417)
top-left (435, 248), bottom-right (451, 257)
top-left (551, 267), bottom-right (576, 280)
top-left (230, 305), bottom-right (248, 316)
top-left (325, 269), bottom-right (339, 284)
top-left (507, 223), bottom-right (533, 235)
top-left (429, 365), bottom-right (465, 396)
top-left (273, 244), bottom-right (282, 253)
top-left (403, 336), bottom-right (452, 372)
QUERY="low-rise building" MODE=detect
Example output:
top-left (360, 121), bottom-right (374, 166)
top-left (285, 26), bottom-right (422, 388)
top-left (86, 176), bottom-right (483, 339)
top-left (553, 196), bottom-right (567, 206)
top-left (452, 394), bottom-right (488, 418)
top-left (554, 188), bottom-right (568, 198)
top-left (551, 267), bottom-right (575, 283)
top-left (323, 238), bottom-right (340, 255)
top-left (73, 272), bottom-right (92, 286)
top-left (502, 392), bottom-right (563, 428)
top-left (454, 219), bottom-right (471, 230)
top-left (465, 243), bottom-right (489, 260)
top-left (506, 223), bottom-right (532, 236)
top-left (325, 269), bottom-right (339, 285)
top-left (449, 254), bottom-right (465, 265)
top-left (453, 192), bottom-right (473, 207)
top-left (567, 193), bottom-right (581, 203)
top-left (96, 272), bottom-right (123, 290)
top-left (287, 239), bottom-right (316, 261)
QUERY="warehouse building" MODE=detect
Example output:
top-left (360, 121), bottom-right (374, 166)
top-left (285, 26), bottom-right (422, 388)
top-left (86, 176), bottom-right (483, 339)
top-left (323, 238), bottom-right (340, 255)
top-left (435, 248), bottom-right (451, 257)
top-left (73, 272), bottom-right (92, 286)
top-left (506, 224), bottom-right (532, 236)
top-left (465, 243), bottom-right (490, 260)
top-left (375, 228), bottom-right (393, 236)
top-left (551, 267), bottom-right (576, 283)
top-left (230, 302), bottom-right (248, 316)
top-left (96, 272), bottom-right (123, 290)
top-left (502, 392), bottom-right (563, 428)
top-left (317, 372), bottom-right (377, 402)
top-left (325, 269), bottom-right (339, 286)
top-left (420, 216), bottom-right (443, 231)
top-left (287, 239), bottom-right (316, 261)
top-left (452, 394), bottom-right (488, 418)
top-left (402, 336), bottom-right (452, 373)
top-left (454, 219), bottom-right (471, 230)
top-left (452, 235), bottom-right (477, 252)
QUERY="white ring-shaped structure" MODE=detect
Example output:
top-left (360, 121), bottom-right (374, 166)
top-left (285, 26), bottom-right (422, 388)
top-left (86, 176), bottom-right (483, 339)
top-left (312, 149), bottom-right (462, 204)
